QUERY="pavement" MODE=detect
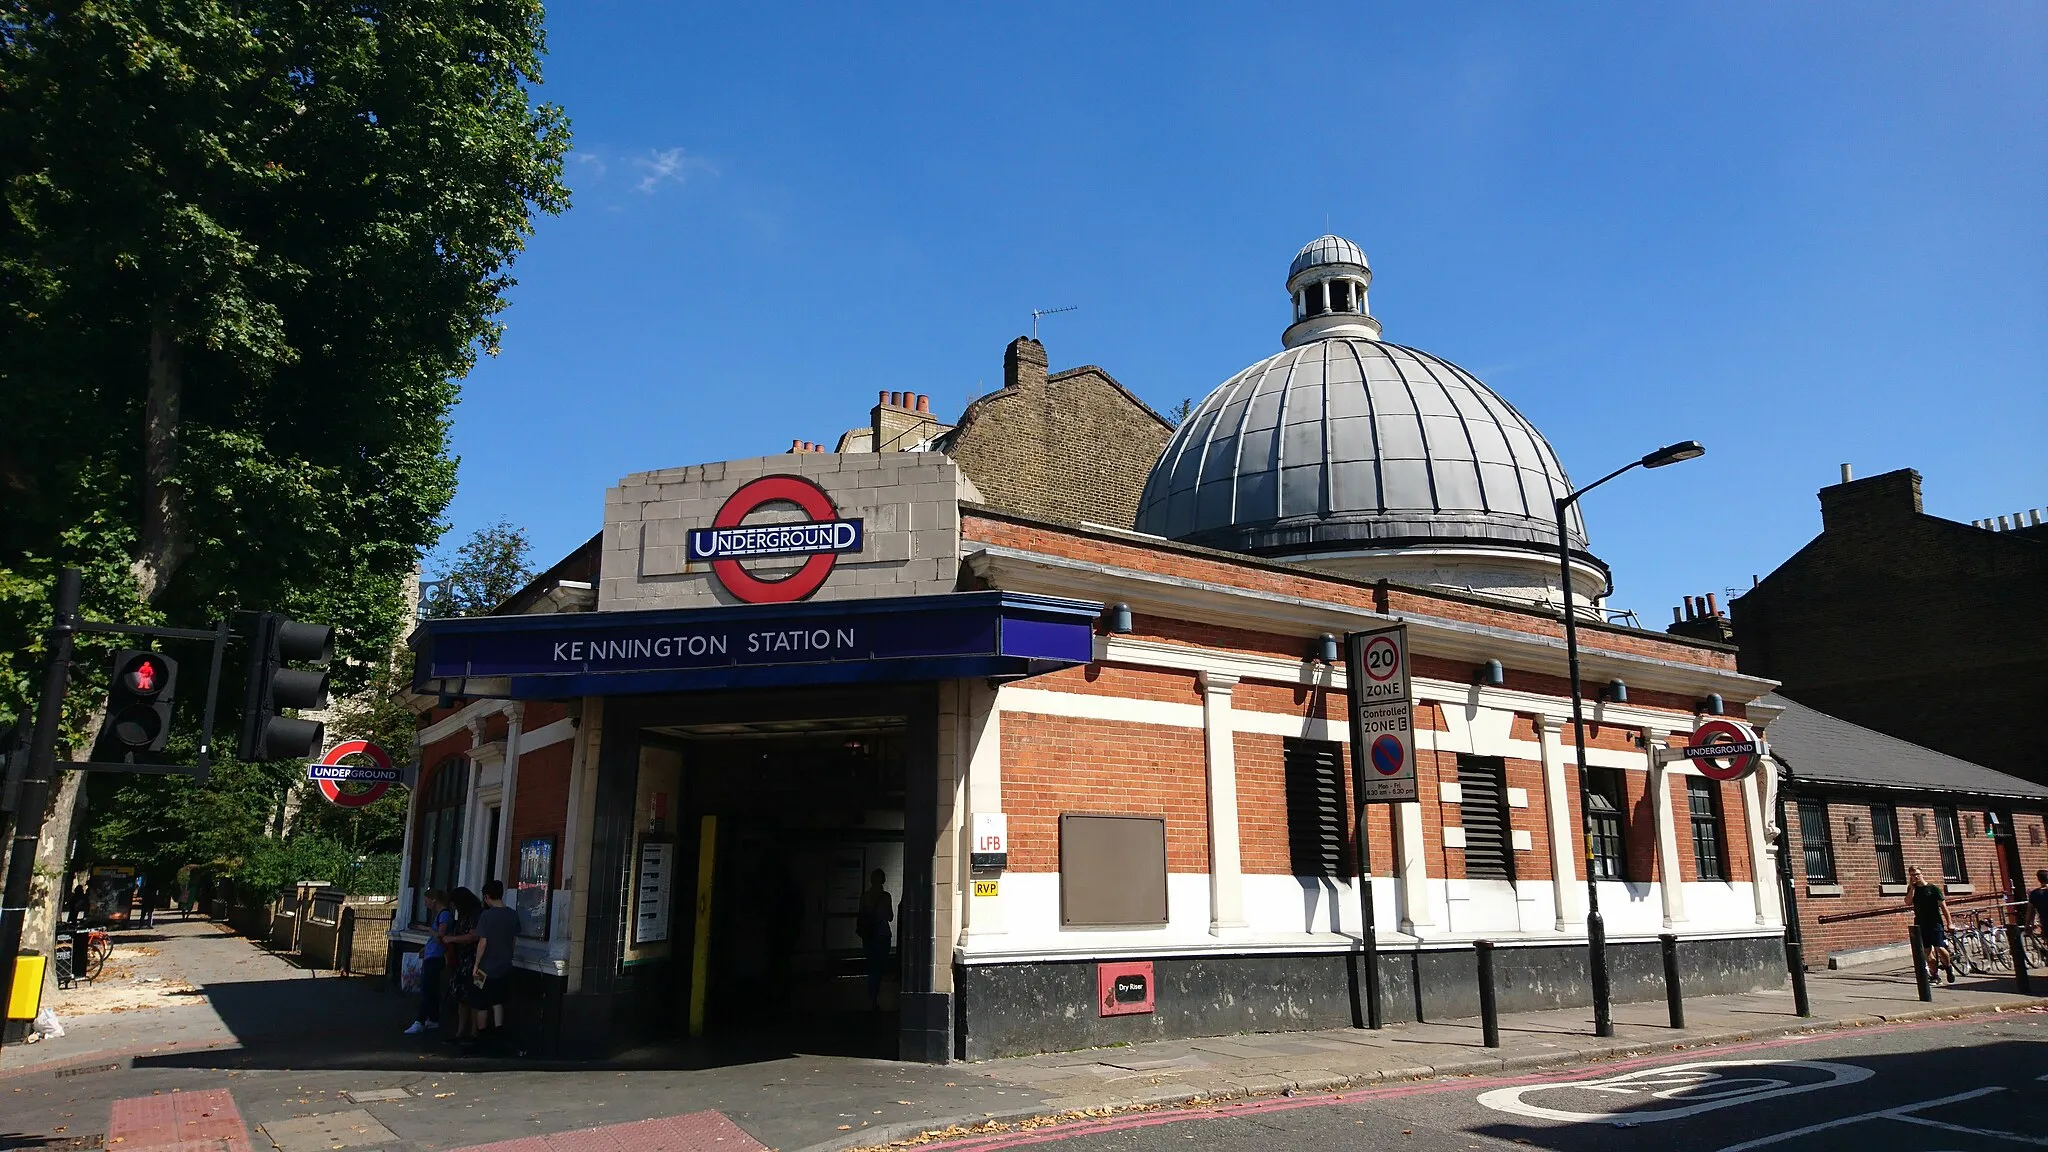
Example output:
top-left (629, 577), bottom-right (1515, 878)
top-left (3, 917), bottom-right (2043, 1152)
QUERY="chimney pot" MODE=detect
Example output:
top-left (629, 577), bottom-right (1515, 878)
top-left (1684, 596), bottom-right (1695, 619)
top-left (877, 390), bottom-right (889, 407)
top-left (1840, 463), bottom-right (1853, 483)
top-left (791, 439), bottom-right (802, 452)
top-left (1672, 606), bottom-right (1682, 624)
top-left (917, 394), bottom-right (930, 413)
top-left (1706, 592), bottom-right (1719, 616)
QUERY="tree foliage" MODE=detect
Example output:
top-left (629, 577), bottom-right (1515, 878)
top-left (0, 2), bottom-right (570, 914)
top-left (419, 520), bottom-right (536, 619)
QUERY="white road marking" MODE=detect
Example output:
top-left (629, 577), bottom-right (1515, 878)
top-left (1476, 1060), bottom-right (1873, 1124)
top-left (1712, 1087), bottom-right (2014, 1150)
top-left (1889, 1110), bottom-right (2048, 1146)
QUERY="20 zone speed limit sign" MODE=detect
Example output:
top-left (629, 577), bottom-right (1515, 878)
top-left (1345, 624), bottom-right (1415, 803)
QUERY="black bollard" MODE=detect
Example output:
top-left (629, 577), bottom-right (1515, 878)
top-left (1785, 938), bottom-right (1811, 1017)
top-left (1909, 923), bottom-right (1933, 1002)
top-left (2009, 924), bottom-right (2032, 996)
top-left (1659, 932), bottom-right (1685, 1029)
top-left (1476, 939), bottom-right (1500, 1048)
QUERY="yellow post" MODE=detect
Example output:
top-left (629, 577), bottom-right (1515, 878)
top-left (687, 814), bottom-right (718, 1037)
top-left (7, 954), bottom-right (46, 1020)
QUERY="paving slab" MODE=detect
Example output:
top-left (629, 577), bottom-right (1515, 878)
top-left (256, 1108), bottom-right (399, 1152)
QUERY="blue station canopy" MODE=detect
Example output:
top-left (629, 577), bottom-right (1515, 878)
top-left (412, 590), bottom-right (1102, 700)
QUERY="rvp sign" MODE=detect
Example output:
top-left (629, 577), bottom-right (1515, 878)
top-left (1345, 624), bottom-right (1416, 804)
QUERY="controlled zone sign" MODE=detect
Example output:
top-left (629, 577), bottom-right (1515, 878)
top-left (1345, 624), bottom-right (1416, 803)
top-left (308, 738), bottom-right (398, 809)
top-left (1683, 717), bottom-right (1765, 782)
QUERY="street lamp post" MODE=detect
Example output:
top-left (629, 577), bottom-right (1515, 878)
top-left (1556, 440), bottom-right (1703, 1039)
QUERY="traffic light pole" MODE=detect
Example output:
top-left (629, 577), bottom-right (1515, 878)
top-left (0, 568), bottom-right (81, 1049)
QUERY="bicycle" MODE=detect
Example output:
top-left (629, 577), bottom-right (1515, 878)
top-left (83, 927), bottom-right (112, 982)
top-left (1955, 912), bottom-right (2009, 975)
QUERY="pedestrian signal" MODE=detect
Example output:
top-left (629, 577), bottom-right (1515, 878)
top-left (95, 650), bottom-right (179, 759)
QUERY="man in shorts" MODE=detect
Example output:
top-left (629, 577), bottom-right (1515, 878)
top-left (1906, 865), bottom-right (1956, 984)
top-left (469, 879), bottom-right (520, 1050)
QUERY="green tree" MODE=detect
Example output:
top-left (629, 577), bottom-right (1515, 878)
top-left (1, 2), bottom-right (570, 949)
top-left (419, 520), bottom-right (537, 619)
top-left (1169, 397), bottom-right (1196, 426)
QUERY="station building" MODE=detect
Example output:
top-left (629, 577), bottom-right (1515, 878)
top-left (394, 237), bottom-right (1791, 1061)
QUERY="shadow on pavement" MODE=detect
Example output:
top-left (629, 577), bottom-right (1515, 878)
top-left (130, 974), bottom-right (900, 1073)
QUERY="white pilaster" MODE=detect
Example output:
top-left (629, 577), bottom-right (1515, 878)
top-left (497, 703), bottom-right (526, 885)
top-left (963, 679), bottom-right (1005, 937)
top-left (1198, 670), bottom-right (1248, 935)
top-left (1536, 714), bottom-right (1584, 930)
top-left (1647, 727), bottom-right (1688, 927)
top-left (1394, 800), bottom-right (1435, 933)
top-left (1742, 767), bottom-right (1780, 927)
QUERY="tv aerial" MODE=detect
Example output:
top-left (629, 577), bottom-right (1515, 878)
top-left (1030, 305), bottom-right (1078, 340)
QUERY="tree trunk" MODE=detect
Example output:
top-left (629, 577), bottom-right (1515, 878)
top-left (20, 316), bottom-right (195, 1001)
top-left (134, 316), bottom-right (192, 603)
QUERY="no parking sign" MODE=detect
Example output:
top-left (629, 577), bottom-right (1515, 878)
top-left (1345, 625), bottom-right (1416, 803)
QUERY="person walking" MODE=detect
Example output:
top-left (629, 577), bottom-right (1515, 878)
top-left (139, 877), bottom-right (158, 928)
top-left (857, 869), bottom-right (893, 1012)
top-left (469, 879), bottom-right (520, 1052)
top-left (405, 890), bottom-right (452, 1035)
top-left (1907, 865), bottom-right (1957, 984)
top-left (438, 887), bottom-right (483, 1045)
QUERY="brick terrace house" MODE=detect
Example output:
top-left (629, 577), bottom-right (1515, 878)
top-left (1730, 468), bottom-right (2048, 785)
top-left (394, 237), bottom-right (1794, 1062)
top-left (1759, 692), bottom-right (2048, 969)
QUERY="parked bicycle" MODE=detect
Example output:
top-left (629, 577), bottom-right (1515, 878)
top-left (1955, 911), bottom-right (2010, 975)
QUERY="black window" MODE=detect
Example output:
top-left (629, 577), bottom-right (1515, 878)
top-left (1457, 755), bottom-right (1514, 880)
top-left (1328, 280), bottom-right (1354, 313)
top-left (1935, 807), bottom-right (1967, 883)
top-left (1304, 284), bottom-right (1327, 317)
top-left (1798, 799), bottom-right (1836, 883)
top-left (1872, 804), bottom-right (1905, 885)
top-left (412, 756), bottom-right (468, 923)
top-left (1283, 739), bottom-right (1351, 879)
top-left (1585, 767), bottom-right (1627, 880)
top-left (1687, 777), bottom-right (1726, 882)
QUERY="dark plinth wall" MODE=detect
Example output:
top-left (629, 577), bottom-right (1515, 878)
top-left (956, 934), bottom-right (1786, 1061)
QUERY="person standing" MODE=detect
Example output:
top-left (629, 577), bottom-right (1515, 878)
top-left (405, 890), bottom-right (452, 1035)
top-left (857, 869), bottom-right (893, 1012)
top-left (1907, 865), bottom-right (1956, 984)
top-left (139, 877), bottom-right (159, 928)
top-left (438, 887), bottom-right (482, 1045)
top-left (469, 879), bottom-right (519, 1051)
top-left (2026, 869), bottom-right (2048, 941)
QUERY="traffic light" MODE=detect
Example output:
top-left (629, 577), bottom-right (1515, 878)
top-left (236, 612), bottom-right (332, 761)
top-left (93, 650), bottom-right (179, 761)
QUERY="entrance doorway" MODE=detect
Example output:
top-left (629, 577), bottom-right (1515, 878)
top-left (655, 716), bottom-right (909, 1056)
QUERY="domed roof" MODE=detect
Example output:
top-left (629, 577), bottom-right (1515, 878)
top-left (1290, 234), bottom-right (1369, 280)
top-left (1134, 337), bottom-right (1590, 560)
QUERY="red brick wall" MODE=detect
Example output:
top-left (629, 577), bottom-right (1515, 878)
top-left (1785, 795), bottom-right (2048, 961)
top-left (1033, 661), bottom-right (1201, 703)
top-left (1234, 731), bottom-right (1292, 875)
top-left (509, 740), bottom-right (573, 889)
top-left (1000, 711), bottom-right (1209, 874)
top-left (963, 514), bottom-right (1740, 671)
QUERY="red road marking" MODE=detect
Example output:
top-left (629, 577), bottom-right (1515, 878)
top-left (909, 1014), bottom-right (1998, 1150)
top-left (443, 1111), bottom-right (766, 1152)
top-left (107, 1088), bottom-right (253, 1152)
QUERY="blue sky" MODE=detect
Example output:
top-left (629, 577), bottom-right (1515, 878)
top-left (447, 2), bottom-right (2045, 623)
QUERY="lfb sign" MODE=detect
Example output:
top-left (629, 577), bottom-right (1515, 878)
top-left (687, 475), bottom-right (864, 603)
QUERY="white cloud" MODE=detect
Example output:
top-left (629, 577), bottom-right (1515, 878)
top-left (633, 147), bottom-right (718, 194)
top-left (570, 151), bottom-right (608, 180)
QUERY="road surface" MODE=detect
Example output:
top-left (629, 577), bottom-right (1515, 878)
top-left (899, 1011), bottom-right (2048, 1151)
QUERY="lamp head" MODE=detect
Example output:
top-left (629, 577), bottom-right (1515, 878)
top-left (1641, 440), bottom-right (1705, 469)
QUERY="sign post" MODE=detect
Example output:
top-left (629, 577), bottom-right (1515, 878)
top-left (1343, 623), bottom-right (1414, 1031)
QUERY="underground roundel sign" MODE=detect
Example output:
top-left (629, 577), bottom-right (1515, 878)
top-left (686, 475), bottom-right (865, 604)
top-left (308, 739), bottom-right (400, 809)
top-left (1682, 718), bottom-right (1764, 782)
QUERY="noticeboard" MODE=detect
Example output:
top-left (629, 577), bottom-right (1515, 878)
top-left (516, 836), bottom-right (554, 939)
top-left (1346, 625), bottom-right (1417, 804)
top-left (633, 838), bottom-right (675, 945)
